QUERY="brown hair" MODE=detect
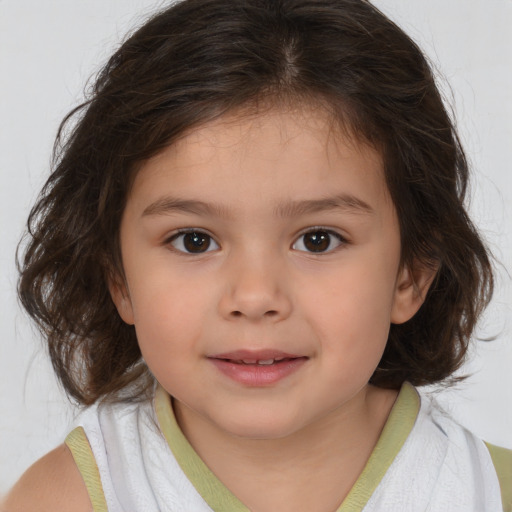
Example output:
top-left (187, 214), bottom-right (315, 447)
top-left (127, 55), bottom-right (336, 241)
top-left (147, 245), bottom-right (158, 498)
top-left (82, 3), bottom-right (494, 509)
top-left (18, 0), bottom-right (493, 405)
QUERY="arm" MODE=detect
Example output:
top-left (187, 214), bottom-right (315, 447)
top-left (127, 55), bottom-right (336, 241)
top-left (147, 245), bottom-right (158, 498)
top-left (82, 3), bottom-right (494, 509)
top-left (1, 444), bottom-right (92, 512)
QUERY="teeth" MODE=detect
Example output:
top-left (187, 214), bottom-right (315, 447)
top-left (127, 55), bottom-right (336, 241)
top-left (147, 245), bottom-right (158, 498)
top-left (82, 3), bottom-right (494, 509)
top-left (232, 357), bottom-right (289, 365)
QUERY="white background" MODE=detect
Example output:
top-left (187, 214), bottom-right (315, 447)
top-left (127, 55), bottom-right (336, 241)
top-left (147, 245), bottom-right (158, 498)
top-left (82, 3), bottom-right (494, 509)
top-left (1, 0), bottom-right (511, 494)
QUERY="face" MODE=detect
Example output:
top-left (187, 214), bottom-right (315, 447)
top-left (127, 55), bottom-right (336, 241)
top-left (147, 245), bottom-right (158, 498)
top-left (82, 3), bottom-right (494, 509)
top-left (112, 106), bottom-right (425, 440)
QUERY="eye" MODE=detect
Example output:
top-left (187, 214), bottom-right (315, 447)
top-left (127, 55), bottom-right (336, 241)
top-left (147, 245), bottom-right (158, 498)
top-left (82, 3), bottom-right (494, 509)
top-left (292, 229), bottom-right (346, 253)
top-left (168, 230), bottom-right (220, 254)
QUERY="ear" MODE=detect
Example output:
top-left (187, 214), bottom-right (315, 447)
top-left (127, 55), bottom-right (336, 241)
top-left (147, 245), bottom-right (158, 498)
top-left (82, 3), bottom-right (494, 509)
top-left (391, 261), bottom-right (438, 324)
top-left (108, 275), bottom-right (135, 325)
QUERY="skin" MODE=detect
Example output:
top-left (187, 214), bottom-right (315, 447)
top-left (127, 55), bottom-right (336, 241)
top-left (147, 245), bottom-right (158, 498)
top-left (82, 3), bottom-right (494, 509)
top-left (4, 106), bottom-right (433, 511)
top-left (110, 106), bottom-right (432, 511)
top-left (1, 445), bottom-right (91, 511)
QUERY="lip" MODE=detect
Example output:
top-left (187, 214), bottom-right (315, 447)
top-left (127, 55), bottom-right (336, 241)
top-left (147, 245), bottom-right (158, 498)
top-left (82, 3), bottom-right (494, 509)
top-left (211, 349), bottom-right (303, 361)
top-left (208, 349), bottom-right (308, 386)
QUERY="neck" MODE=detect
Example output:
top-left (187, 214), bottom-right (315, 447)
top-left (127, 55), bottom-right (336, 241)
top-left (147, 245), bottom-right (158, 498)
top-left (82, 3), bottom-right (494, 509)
top-left (174, 385), bottom-right (398, 512)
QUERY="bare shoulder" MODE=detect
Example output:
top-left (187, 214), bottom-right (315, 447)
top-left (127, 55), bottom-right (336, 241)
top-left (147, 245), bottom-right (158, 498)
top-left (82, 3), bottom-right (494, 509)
top-left (1, 444), bottom-right (92, 512)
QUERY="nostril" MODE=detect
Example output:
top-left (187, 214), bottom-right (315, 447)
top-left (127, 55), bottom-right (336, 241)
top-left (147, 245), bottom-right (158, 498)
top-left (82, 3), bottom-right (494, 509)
top-left (229, 309), bottom-right (279, 318)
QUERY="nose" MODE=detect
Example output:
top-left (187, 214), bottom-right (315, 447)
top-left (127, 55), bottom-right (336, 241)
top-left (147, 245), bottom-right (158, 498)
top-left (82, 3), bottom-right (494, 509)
top-left (218, 250), bottom-right (292, 322)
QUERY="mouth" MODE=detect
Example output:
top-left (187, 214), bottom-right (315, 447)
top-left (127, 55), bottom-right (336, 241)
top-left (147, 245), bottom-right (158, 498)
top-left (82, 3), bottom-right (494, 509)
top-left (208, 350), bottom-right (308, 386)
top-left (210, 349), bottom-right (306, 364)
top-left (223, 357), bottom-right (294, 365)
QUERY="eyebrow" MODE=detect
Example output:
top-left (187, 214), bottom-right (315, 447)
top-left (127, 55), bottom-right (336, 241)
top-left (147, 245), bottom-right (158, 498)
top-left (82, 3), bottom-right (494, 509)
top-left (274, 194), bottom-right (374, 218)
top-left (142, 193), bottom-right (374, 218)
top-left (142, 198), bottom-right (231, 218)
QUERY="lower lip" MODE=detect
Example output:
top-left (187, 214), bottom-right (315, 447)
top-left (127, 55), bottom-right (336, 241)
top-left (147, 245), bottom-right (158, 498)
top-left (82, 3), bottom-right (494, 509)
top-left (209, 357), bottom-right (308, 386)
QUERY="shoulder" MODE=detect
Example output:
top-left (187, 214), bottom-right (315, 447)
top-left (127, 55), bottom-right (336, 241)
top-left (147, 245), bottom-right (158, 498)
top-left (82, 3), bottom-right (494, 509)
top-left (1, 444), bottom-right (92, 512)
top-left (419, 393), bottom-right (511, 510)
top-left (485, 442), bottom-right (512, 512)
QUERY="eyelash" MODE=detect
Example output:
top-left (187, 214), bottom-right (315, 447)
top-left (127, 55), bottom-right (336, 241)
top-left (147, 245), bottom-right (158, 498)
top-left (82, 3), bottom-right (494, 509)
top-left (166, 229), bottom-right (220, 254)
top-left (292, 227), bottom-right (348, 254)
top-left (165, 227), bottom-right (348, 255)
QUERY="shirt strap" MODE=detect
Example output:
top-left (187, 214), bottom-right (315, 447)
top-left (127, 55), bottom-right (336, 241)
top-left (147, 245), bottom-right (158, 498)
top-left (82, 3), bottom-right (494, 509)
top-left (65, 426), bottom-right (108, 512)
top-left (485, 441), bottom-right (512, 512)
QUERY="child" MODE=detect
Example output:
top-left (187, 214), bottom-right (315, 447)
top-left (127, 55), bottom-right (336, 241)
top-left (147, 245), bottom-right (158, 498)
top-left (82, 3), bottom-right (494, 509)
top-left (4, 0), bottom-right (511, 510)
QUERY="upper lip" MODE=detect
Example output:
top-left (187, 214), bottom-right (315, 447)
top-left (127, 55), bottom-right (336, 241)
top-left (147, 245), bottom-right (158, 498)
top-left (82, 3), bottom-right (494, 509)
top-left (209, 349), bottom-right (305, 361)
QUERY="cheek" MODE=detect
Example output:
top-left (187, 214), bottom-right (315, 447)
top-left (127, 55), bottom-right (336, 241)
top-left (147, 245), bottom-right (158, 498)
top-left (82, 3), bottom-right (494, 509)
top-left (305, 261), bottom-right (396, 322)
top-left (300, 259), bottom-right (396, 363)
top-left (132, 293), bottom-right (207, 397)
top-left (128, 272), bottom-right (213, 360)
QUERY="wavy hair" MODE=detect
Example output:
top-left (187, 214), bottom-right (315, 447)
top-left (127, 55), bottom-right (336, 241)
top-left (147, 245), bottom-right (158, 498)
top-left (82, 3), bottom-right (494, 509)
top-left (18, 0), bottom-right (493, 404)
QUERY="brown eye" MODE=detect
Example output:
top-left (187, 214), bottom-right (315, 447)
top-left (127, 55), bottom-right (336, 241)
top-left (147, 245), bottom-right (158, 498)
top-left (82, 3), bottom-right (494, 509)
top-left (169, 231), bottom-right (219, 254)
top-left (293, 230), bottom-right (344, 253)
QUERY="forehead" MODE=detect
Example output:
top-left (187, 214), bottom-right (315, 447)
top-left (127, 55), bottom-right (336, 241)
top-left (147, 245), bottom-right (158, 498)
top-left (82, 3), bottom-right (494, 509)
top-left (127, 105), bottom-right (392, 218)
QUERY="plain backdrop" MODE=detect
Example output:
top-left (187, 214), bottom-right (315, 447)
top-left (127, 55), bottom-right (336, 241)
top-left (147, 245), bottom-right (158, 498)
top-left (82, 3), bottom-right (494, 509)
top-left (1, 0), bottom-right (511, 494)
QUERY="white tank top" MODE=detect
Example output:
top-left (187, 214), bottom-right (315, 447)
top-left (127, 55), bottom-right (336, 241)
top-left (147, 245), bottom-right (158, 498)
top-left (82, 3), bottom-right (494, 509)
top-left (65, 383), bottom-right (507, 511)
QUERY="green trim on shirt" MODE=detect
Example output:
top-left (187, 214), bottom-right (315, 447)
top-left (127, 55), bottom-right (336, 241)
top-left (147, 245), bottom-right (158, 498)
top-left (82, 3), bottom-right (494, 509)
top-left (155, 382), bottom-right (420, 512)
top-left (65, 426), bottom-right (108, 512)
top-left (485, 441), bottom-right (512, 512)
top-left (337, 382), bottom-right (420, 511)
top-left (155, 386), bottom-right (250, 511)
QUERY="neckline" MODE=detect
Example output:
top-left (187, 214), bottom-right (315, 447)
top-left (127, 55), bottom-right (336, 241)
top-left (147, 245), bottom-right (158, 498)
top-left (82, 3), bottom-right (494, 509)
top-left (155, 382), bottom-right (420, 511)
top-left (337, 382), bottom-right (420, 510)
